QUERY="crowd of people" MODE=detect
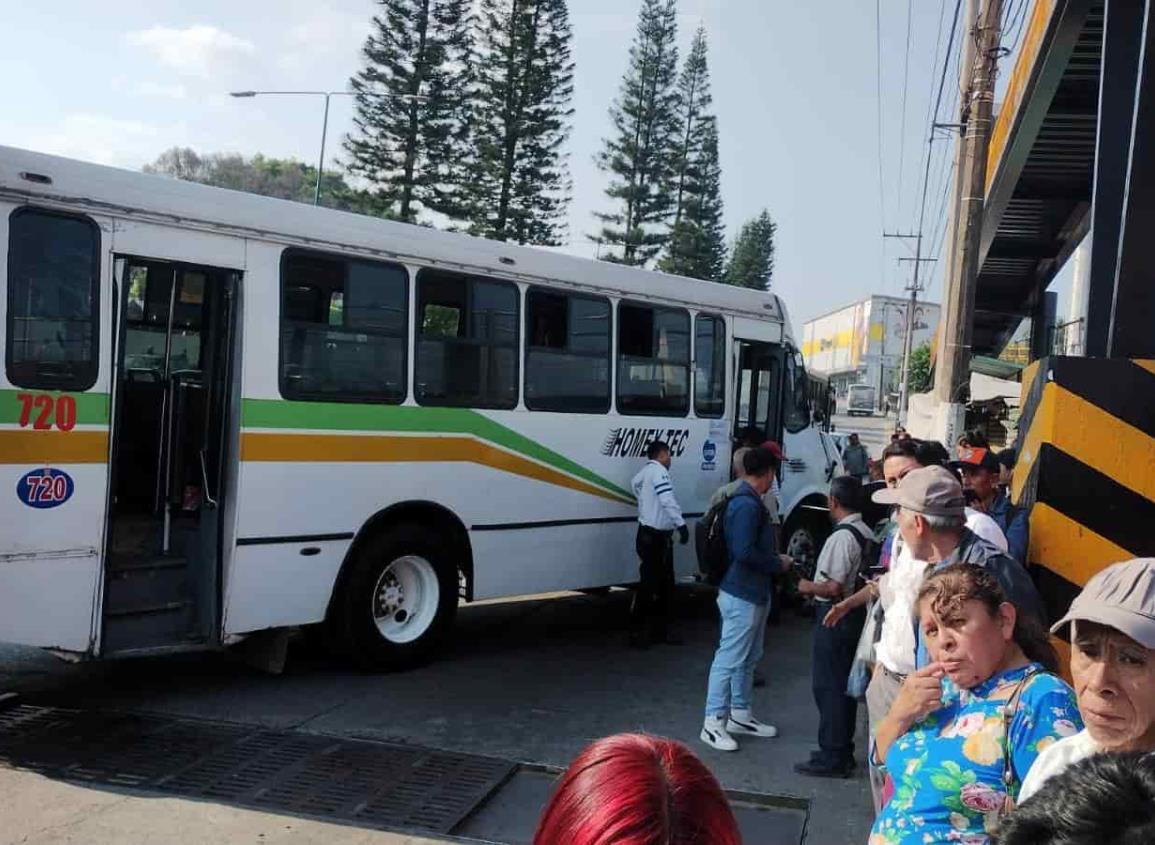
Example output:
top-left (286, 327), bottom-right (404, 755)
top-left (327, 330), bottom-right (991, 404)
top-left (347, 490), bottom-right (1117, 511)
top-left (541, 430), bottom-right (1155, 844)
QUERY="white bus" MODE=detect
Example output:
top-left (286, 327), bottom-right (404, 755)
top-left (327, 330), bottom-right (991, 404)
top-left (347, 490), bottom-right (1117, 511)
top-left (0, 146), bottom-right (840, 669)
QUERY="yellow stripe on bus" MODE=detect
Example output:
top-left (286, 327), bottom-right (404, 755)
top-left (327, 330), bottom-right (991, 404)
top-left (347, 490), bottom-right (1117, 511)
top-left (0, 430), bottom-right (108, 464)
top-left (241, 432), bottom-right (634, 506)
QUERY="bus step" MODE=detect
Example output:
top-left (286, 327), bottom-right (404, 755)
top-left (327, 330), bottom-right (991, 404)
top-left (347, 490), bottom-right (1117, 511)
top-left (106, 562), bottom-right (190, 616)
top-left (108, 556), bottom-right (189, 573)
top-left (105, 601), bottom-right (189, 618)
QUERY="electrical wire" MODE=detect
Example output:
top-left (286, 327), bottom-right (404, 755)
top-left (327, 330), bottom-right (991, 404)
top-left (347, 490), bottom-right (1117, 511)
top-left (895, 0), bottom-right (915, 223)
top-left (913, 0), bottom-right (964, 288)
top-left (875, 0), bottom-right (888, 288)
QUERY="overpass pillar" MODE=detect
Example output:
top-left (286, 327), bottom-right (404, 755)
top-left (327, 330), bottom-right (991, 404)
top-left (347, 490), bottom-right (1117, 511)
top-left (1086, 0), bottom-right (1155, 357)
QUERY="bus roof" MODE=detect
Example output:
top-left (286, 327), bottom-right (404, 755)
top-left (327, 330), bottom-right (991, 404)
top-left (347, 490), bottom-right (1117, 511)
top-left (0, 145), bottom-right (789, 329)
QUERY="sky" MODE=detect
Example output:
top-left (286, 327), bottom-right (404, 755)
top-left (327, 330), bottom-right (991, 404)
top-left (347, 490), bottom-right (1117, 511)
top-left (2, 1), bottom-right (1062, 328)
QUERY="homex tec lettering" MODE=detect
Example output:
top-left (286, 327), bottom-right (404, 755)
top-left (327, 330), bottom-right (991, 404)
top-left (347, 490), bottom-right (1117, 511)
top-left (601, 428), bottom-right (690, 458)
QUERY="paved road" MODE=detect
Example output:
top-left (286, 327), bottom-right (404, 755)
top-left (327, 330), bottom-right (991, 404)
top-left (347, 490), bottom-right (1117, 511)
top-left (3, 589), bottom-right (874, 845)
top-left (829, 410), bottom-right (895, 462)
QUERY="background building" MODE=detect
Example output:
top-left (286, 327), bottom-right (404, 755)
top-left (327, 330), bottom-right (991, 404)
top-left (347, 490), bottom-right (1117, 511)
top-left (801, 295), bottom-right (940, 407)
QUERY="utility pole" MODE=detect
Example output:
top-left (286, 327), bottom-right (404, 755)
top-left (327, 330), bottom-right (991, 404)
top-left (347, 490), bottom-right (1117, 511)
top-left (883, 232), bottom-right (935, 426)
top-left (933, 0), bottom-right (1003, 445)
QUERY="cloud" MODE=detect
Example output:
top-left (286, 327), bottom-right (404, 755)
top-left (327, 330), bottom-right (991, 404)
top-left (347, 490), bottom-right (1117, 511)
top-left (125, 25), bottom-right (255, 78)
top-left (276, 10), bottom-right (367, 73)
top-left (135, 81), bottom-right (188, 99)
top-left (18, 113), bottom-right (166, 169)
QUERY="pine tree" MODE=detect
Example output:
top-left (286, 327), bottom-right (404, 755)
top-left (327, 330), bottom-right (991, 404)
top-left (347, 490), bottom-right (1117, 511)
top-left (344, 0), bottom-right (473, 223)
top-left (725, 210), bottom-right (777, 290)
top-left (658, 26), bottom-right (726, 280)
top-left (593, 0), bottom-right (681, 265)
top-left (468, 0), bottom-right (575, 245)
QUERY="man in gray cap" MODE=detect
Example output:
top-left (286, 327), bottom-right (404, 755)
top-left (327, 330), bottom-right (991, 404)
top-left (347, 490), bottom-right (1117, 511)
top-left (870, 465), bottom-right (1046, 666)
top-left (1019, 557), bottom-right (1155, 802)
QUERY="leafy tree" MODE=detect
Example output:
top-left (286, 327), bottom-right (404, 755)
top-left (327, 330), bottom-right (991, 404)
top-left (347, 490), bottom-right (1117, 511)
top-left (143, 147), bottom-right (389, 216)
top-left (593, 0), bottom-right (681, 265)
top-left (907, 341), bottom-right (933, 393)
top-left (344, 0), bottom-right (473, 223)
top-left (658, 27), bottom-right (725, 280)
top-left (725, 210), bottom-right (777, 290)
top-left (467, 0), bottom-right (575, 245)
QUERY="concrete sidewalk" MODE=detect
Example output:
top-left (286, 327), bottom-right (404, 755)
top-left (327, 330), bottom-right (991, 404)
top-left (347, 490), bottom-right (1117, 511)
top-left (0, 766), bottom-right (447, 845)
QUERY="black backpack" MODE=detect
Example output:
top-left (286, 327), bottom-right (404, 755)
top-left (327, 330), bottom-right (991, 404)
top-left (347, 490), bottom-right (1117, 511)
top-left (695, 488), bottom-right (766, 586)
top-left (824, 523), bottom-right (881, 591)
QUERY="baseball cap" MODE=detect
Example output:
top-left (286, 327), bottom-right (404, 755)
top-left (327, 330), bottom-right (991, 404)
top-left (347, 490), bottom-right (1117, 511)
top-left (951, 446), bottom-right (1001, 472)
top-left (1051, 558), bottom-right (1155, 649)
top-left (872, 465), bottom-right (966, 518)
top-left (760, 441), bottom-right (785, 462)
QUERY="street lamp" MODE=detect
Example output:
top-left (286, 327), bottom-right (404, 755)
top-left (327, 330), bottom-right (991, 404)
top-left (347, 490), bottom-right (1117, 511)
top-left (229, 89), bottom-right (427, 206)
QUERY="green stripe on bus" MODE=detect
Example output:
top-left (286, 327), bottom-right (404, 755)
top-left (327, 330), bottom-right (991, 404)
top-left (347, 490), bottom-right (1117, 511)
top-left (241, 398), bottom-right (634, 502)
top-left (0, 389), bottom-right (110, 426)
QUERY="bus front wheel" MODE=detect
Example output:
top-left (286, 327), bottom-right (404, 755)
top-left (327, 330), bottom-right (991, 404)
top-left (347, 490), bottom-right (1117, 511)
top-left (335, 524), bottom-right (458, 671)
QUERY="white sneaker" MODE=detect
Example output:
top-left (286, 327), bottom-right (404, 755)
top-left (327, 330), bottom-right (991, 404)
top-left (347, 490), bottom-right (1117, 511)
top-left (700, 716), bottom-right (738, 752)
top-left (727, 709), bottom-right (778, 738)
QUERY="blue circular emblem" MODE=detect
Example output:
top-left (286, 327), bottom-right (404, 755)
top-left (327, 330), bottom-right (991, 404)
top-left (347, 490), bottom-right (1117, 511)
top-left (17, 467), bottom-right (75, 509)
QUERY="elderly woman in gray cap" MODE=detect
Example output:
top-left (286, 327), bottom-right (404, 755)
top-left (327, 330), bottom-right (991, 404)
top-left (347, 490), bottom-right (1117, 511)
top-left (1019, 557), bottom-right (1155, 802)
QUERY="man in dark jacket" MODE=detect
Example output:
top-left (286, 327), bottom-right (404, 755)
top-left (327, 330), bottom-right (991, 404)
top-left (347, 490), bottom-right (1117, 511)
top-left (701, 447), bottom-right (794, 752)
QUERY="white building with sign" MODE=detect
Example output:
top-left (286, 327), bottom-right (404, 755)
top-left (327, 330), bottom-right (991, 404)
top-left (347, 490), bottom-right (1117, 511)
top-left (801, 295), bottom-right (940, 408)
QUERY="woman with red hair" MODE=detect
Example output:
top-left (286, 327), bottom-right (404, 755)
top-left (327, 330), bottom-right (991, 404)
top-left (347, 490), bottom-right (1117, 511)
top-left (533, 733), bottom-right (742, 845)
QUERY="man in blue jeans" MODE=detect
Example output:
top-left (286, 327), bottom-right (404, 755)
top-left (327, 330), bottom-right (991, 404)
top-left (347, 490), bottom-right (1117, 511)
top-left (701, 447), bottom-right (794, 752)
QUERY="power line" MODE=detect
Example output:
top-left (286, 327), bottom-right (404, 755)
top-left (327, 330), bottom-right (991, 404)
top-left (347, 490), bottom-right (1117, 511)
top-left (1003, 0), bottom-right (1031, 57)
top-left (915, 0), bottom-right (964, 257)
top-left (895, 0), bottom-right (915, 223)
top-left (875, 0), bottom-right (888, 288)
top-left (913, 0), bottom-right (952, 240)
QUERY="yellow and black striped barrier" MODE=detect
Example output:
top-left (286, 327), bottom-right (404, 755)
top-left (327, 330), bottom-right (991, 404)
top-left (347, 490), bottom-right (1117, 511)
top-left (1014, 357), bottom-right (1155, 622)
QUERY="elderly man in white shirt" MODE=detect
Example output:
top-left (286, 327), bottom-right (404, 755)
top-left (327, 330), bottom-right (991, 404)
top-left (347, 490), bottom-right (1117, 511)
top-left (1018, 557), bottom-right (1155, 803)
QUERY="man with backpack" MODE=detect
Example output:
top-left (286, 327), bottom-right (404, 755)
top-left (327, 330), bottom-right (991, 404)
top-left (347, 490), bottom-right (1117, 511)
top-left (700, 447), bottom-right (794, 752)
top-left (794, 475), bottom-right (876, 778)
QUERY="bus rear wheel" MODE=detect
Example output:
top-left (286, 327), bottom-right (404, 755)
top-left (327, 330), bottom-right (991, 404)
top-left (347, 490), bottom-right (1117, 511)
top-left (335, 525), bottom-right (458, 671)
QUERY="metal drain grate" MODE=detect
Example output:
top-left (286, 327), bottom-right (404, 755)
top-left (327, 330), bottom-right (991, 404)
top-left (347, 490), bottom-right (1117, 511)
top-left (0, 705), bottom-right (514, 836)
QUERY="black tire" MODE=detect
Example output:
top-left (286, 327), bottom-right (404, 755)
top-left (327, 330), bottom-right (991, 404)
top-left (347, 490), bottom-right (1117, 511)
top-left (783, 510), bottom-right (831, 582)
top-left (333, 524), bottom-right (458, 671)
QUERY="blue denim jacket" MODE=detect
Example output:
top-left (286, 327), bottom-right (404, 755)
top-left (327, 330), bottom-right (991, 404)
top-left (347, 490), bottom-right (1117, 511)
top-left (986, 490), bottom-right (1029, 564)
top-left (720, 482), bottom-right (784, 606)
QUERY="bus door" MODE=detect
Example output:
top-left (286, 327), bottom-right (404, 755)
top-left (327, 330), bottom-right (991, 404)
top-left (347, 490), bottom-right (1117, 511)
top-left (102, 257), bottom-right (237, 654)
top-left (732, 340), bottom-right (786, 451)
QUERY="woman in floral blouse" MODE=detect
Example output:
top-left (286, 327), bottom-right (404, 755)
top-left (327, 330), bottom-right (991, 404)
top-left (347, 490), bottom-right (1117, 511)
top-left (869, 564), bottom-right (1082, 844)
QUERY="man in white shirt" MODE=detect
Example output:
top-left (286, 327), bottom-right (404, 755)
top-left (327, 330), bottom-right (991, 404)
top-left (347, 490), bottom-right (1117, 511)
top-left (629, 440), bottom-right (689, 648)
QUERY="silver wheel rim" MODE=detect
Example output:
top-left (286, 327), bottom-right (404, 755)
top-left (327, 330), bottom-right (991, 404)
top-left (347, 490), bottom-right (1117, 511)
top-left (372, 555), bottom-right (440, 644)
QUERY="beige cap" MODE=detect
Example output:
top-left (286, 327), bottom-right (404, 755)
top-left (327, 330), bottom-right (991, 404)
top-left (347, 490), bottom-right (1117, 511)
top-left (1052, 558), bottom-right (1155, 649)
top-left (871, 465), bottom-right (966, 518)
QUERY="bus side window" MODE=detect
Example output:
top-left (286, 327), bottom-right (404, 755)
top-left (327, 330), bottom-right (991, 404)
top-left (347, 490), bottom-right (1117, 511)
top-left (617, 302), bottom-right (690, 417)
top-left (694, 315), bottom-right (725, 418)
top-left (524, 288), bottom-right (611, 413)
top-left (415, 269), bottom-right (518, 409)
top-left (6, 207), bottom-right (100, 390)
top-left (784, 351), bottom-right (811, 433)
top-left (279, 249), bottom-right (408, 403)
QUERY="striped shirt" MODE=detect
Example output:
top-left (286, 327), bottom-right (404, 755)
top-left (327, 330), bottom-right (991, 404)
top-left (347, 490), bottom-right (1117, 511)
top-left (631, 460), bottom-right (685, 531)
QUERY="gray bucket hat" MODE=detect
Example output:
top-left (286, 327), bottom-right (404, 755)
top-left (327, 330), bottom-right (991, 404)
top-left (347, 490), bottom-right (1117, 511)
top-left (1052, 558), bottom-right (1155, 649)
